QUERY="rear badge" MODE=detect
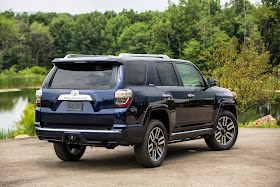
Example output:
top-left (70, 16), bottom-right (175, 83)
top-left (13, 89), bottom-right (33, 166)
top-left (71, 90), bottom-right (79, 96)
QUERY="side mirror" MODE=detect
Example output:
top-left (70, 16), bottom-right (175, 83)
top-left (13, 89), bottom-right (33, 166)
top-left (207, 78), bottom-right (217, 87)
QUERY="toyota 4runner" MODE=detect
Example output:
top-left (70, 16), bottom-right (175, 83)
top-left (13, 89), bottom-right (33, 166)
top-left (35, 53), bottom-right (238, 167)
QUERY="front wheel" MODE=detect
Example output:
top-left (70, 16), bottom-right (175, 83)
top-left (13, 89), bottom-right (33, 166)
top-left (53, 142), bottom-right (86, 161)
top-left (134, 119), bottom-right (168, 168)
top-left (205, 110), bottom-right (238, 150)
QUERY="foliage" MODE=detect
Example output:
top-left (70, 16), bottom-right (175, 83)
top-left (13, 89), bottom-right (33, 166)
top-left (19, 66), bottom-right (48, 75)
top-left (14, 103), bottom-right (36, 136)
top-left (0, 102), bottom-right (36, 140)
top-left (211, 37), bottom-right (280, 113)
top-left (239, 120), bottom-right (279, 128)
top-left (29, 22), bottom-right (54, 66)
top-left (0, 66), bottom-right (47, 89)
top-left (0, 1), bottom-right (280, 69)
top-left (118, 22), bottom-right (149, 53)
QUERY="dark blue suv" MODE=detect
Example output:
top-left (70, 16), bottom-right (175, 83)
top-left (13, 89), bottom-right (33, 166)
top-left (35, 53), bottom-right (238, 167)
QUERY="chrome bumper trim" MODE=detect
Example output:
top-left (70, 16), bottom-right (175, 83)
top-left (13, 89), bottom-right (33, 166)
top-left (35, 127), bottom-right (122, 133)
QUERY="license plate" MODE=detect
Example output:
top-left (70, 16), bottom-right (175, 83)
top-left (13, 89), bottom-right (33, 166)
top-left (67, 102), bottom-right (83, 111)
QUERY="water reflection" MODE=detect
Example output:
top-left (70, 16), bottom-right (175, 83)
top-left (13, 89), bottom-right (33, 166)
top-left (0, 88), bottom-right (36, 129)
top-left (238, 93), bottom-right (280, 125)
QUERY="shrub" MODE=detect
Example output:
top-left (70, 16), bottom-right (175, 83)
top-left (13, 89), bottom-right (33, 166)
top-left (14, 103), bottom-right (35, 136)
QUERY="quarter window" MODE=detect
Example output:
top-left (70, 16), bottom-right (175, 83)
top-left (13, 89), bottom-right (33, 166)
top-left (175, 63), bottom-right (205, 87)
top-left (126, 61), bottom-right (147, 86)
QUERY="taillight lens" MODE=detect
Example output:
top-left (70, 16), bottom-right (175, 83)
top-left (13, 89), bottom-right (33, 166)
top-left (232, 92), bottom-right (237, 99)
top-left (36, 89), bottom-right (42, 107)
top-left (115, 89), bottom-right (132, 108)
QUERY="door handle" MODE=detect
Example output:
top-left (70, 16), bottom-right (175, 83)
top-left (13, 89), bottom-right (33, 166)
top-left (187, 93), bottom-right (195, 98)
top-left (163, 93), bottom-right (174, 101)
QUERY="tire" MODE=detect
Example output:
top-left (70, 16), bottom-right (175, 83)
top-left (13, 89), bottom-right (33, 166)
top-left (205, 110), bottom-right (238, 151)
top-left (53, 142), bottom-right (86, 161)
top-left (134, 119), bottom-right (168, 168)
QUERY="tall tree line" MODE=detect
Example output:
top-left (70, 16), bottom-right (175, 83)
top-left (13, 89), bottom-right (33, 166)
top-left (0, 0), bottom-right (279, 71)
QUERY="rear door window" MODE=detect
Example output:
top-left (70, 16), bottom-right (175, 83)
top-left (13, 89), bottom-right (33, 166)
top-left (156, 62), bottom-right (179, 86)
top-left (49, 63), bottom-right (116, 90)
top-left (126, 61), bottom-right (147, 86)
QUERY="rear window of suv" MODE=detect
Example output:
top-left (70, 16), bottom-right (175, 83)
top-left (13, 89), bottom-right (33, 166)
top-left (49, 63), bottom-right (117, 90)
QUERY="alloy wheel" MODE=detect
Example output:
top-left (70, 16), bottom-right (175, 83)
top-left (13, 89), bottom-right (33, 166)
top-left (148, 127), bottom-right (166, 161)
top-left (215, 116), bottom-right (235, 145)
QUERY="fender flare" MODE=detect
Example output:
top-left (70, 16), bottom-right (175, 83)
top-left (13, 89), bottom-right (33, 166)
top-left (142, 104), bottom-right (171, 131)
top-left (213, 99), bottom-right (237, 129)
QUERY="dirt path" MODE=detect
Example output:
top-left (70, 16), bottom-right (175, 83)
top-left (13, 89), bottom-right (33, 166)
top-left (0, 128), bottom-right (279, 186)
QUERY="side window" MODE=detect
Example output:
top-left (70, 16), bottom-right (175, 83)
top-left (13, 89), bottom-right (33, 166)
top-left (156, 62), bottom-right (179, 86)
top-left (175, 63), bottom-right (205, 87)
top-left (126, 61), bottom-right (147, 86)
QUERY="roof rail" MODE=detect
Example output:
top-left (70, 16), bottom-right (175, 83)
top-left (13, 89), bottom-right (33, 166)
top-left (118, 53), bottom-right (170, 59)
top-left (64, 54), bottom-right (99, 58)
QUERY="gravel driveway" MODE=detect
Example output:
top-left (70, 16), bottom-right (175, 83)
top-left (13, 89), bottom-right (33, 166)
top-left (0, 128), bottom-right (279, 186)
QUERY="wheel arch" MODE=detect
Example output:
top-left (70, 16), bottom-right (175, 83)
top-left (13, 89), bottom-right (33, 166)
top-left (143, 105), bottom-right (171, 135)
top-left (214, 100), bottom-right (238, 129)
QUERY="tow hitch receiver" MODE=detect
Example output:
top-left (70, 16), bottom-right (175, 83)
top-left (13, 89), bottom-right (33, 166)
top-left (62, 132), bottom-right (86, 144)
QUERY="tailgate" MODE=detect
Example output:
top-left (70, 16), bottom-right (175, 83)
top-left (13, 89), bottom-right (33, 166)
top-left (39, 62), bottom-right (118, 130)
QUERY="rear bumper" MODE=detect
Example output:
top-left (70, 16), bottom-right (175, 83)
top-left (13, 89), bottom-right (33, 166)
top-left (35, 123), bottom-right (146, 145)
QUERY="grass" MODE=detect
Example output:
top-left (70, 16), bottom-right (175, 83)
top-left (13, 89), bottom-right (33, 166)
top-left (0, 75), bottom-right (46, 89)
top-left (239, 120), bottom-right (279, 128)
top-left (0, 128), bottom-right (16, 140)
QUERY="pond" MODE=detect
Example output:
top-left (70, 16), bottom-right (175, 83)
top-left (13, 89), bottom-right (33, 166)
top-left (0, 88), bottom-right (37, 130)
top-left (238, 93), bottom-right (280, 125)
top-left (0, 89), bottom-right (279, 130)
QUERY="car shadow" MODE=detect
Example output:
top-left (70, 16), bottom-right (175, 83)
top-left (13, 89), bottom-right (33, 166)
top-left (37, 142), bottom-right (212, 171)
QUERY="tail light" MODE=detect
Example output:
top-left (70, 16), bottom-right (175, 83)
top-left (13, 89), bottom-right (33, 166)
top-left (36, 89), bottom-right (42, 107)
top-left (232, 92), bottom-right (237, 99)
top-left (115, 89), bottom-right (132, 108)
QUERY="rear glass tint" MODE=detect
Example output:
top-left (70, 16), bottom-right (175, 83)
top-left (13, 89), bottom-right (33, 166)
top-left (126, 61), bottom-right (147, 86)
top-left (49, 63), bottom-right (116, 90)
top-left (156, 62), bottom-right (179, 86)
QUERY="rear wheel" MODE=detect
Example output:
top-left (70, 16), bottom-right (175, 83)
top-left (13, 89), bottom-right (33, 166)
top-left (134, 119), bottom-right (168, 168)
top-left (205, 110), bottom-right (238, 150)
top-left (53, 142), bottom-right (86, 161)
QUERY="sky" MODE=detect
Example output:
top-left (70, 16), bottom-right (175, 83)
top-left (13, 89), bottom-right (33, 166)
top-left (0, 0), bottom-right (261, 14)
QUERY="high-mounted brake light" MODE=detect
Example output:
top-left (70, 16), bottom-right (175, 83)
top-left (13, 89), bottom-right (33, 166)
top-left (115, 89), bottom-right (133, 108)
top-left (36, 89), bottom-right (42, 107)
top-left (232, 92), bottom-right (237, 99)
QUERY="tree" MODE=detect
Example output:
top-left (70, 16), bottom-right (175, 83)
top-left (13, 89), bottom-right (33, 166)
top-left (0, 15), bottom-right (18, 70)
top-left (183, 39), bottom-right (203, 66)
top-left (101, 14), bottom-right (131, 54)
top-left (211, 37), bottom-right (280, 113)
top-left (71, 11), bottom-right (107, 55)
top-left (148, 14), bottom-right (175, 57)
top-left (49, 15), bottom-right (75, 58)
top-left (118, 22), bottom-right (149, 53)
top-left (29, 22), bottom-right (53, 66)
